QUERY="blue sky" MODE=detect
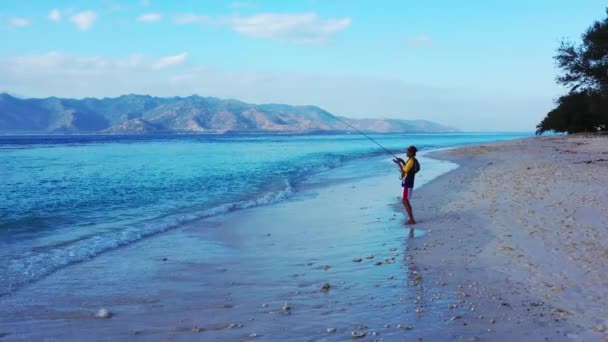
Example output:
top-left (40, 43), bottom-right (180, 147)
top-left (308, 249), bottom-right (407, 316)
top-left (0, 0), bottom-right (605, 131)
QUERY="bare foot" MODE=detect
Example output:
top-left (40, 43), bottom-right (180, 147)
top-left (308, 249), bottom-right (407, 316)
top-left (406, 219), bottom-right (416, 225)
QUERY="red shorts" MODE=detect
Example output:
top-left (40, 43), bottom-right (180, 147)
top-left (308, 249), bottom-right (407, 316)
top-left (402, 187), bottom-right (413, 201)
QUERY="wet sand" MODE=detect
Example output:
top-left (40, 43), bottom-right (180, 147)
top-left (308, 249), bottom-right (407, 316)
top-left (1, 136), bottom-right (607, 341)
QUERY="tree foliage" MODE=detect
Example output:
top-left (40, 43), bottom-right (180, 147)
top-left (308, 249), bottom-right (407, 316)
top-left (536, 9), bottom-right (608, 134)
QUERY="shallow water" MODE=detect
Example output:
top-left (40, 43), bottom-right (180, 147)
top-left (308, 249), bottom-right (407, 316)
top-left (0, 132), bottom-right (529, 295)
top-left (0, 158), bottom-right (458, 341)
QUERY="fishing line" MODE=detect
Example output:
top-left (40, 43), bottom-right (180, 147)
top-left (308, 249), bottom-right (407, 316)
top-left (332, 115), bottom-right (400, 160)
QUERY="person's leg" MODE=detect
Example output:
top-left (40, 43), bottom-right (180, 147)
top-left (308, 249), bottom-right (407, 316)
top-left (401, 188), bottom-right (416, 224)
top-left (403, 199), bottom-right (416, 224)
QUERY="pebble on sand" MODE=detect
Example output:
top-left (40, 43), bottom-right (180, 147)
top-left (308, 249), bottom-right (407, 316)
top-left (351, 331), bottom-right (366, 338)
top-left (397, 324), bottom-right (414, 330)
top-left (95, 308), bottom-right (112, 319)
top-left (592, 324), bottom-right (607, 332)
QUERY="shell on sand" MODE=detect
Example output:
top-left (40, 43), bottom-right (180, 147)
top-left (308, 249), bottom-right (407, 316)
top-left (351, 331), bottom-right (366, 338)
top-left (592, 324), bottom-right (607, 333)
top-left (95, 308), bottom-right (112, 319)
top-left (397, 324), bottom-right (414, 330)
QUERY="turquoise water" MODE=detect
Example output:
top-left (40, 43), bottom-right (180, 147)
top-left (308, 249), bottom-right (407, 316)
top-left (0, 132), bottom-right (529, 295)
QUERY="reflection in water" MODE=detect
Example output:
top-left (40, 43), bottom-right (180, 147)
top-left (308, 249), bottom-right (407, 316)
top-left (408, 227), bottom-right (426, 239)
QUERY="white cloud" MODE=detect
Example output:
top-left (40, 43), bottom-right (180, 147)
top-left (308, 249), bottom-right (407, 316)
top-left (174, 13), bottom-right (212, 25)
top-left (152, 53), bottom-right (188, 69)
top-left (70, 11), bottom-right (97, 31)
top-left (5, 52), bottom-right (110, 74)
top-left (48, 9), bottom-right (62, 22)
top-left (136, 13), bottom-right (162, 22)
top-left (408, 35), bottom-right (431, 46)
top-left (118, 54), bottom-right (145, 68)
top-left (8, 17), bottom-right (30, 28)
top-left (231, 13), bottom-right (352, 44)
top-left (171, 12), bottom-right (351, 44)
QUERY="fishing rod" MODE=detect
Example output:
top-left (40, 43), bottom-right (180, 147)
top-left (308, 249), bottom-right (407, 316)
top-left (332, 115), bottom-right (401, 160)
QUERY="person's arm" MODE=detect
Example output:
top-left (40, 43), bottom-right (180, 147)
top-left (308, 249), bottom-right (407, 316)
top-left (393, 158), bottom-right (405, 171)
top-left (401, 158), bottom-right (414, 174)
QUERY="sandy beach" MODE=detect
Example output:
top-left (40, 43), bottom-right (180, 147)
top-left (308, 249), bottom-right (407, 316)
top-left (1, 135), bottom-right (607, 341)
top-left (412, 135), bottom-right (608, 341)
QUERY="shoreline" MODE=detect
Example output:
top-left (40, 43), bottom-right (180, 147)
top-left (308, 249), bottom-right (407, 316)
top-left (1, 136), bottom-right (605, 340)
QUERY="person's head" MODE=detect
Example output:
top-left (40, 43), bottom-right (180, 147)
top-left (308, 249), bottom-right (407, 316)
top-left (406, 145), bottom-right (417, 157)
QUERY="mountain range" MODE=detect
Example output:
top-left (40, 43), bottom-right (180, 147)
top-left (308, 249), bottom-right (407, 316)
top-left (0, 93), bottom-right (456, 134)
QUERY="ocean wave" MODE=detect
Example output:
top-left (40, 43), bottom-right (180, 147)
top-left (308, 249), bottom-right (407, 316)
top-left (0, 179), bottom-right (295, 296)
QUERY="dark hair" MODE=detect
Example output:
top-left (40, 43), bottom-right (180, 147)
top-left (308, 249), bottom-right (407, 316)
top-left (408, 146), bottom-right (418, 155)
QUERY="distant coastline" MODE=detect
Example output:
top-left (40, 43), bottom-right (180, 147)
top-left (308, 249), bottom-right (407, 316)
top-left (0, 93), bottom-right (457, 135)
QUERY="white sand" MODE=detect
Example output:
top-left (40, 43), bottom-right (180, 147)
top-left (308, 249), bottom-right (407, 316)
top-left (414, 135), bottom-right (608, 340)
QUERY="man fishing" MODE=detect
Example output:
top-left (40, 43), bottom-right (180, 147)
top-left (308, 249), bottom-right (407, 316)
top-left (393, 146), bottom-right (420, 225)
top-left (331, 116), bottom-right (421, 225)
